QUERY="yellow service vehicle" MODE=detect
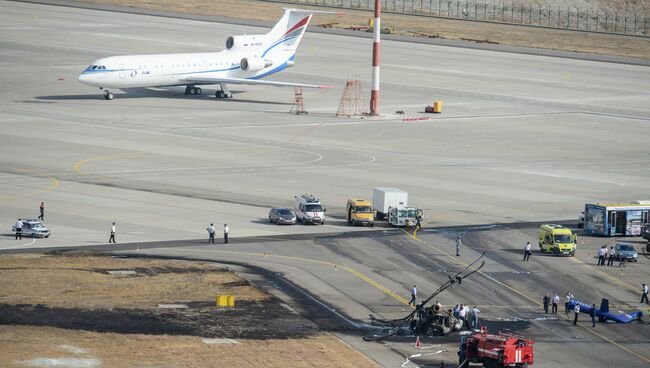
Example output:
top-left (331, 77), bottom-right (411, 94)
top-left (539, 224), bottom-right (577, 256)
top-left (346, 198), bottom-right (374, 227)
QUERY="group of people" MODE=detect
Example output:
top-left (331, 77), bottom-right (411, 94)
top-left (207, 223), bottom-right (229, 244)
top-left (453, 304), bottom-right (481, 329)
top-left (542, 292), bottom-right (561, 314)
top-left (597, 245), bottom-right (623, 267)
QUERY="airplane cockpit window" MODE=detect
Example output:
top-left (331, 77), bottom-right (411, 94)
top-left (91, 66), bottom-right (98, 70)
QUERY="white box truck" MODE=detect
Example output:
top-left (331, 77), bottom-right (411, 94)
top-left (373, 188), bottom-right (408, 220)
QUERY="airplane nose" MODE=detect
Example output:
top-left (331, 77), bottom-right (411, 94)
top-left (78, 73), bottom-right (88, 84)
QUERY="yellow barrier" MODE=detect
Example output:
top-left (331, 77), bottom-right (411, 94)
top-left (216, 295), bottom-right (236, 308)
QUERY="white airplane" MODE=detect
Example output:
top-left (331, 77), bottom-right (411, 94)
top-left (78, 9), bottom-right (333, 100)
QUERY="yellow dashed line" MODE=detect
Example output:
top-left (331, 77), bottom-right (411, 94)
top-left (0, 170), bottom-right (60, 201)
top-left (404, 229), bottom-right (650, 364)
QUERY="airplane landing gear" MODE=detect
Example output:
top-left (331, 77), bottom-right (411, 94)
top-left (184, 85), bottom-right (202, 95)
top-left (215, 83), bottom-right (232, 99)
top-left (103, 90), bottom-right (114, 100)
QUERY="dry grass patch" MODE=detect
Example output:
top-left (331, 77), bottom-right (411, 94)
top-left (0, 325), bottom-right (378, 368)
top-left (0, 254), bottom-right (267, 309)
top-left (72, 0), bottom-right (650, 59)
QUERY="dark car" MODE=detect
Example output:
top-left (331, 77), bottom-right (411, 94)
top-left (615, 243), bottom-right (638, 262)
top-left (268, 207), bottom-right (296, 225)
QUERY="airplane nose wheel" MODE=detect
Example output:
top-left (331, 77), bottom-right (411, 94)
top-left (104, 91), bottom-right (114, 100)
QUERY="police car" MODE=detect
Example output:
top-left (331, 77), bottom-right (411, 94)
top-left (12, 219), bottom-right (51, 238)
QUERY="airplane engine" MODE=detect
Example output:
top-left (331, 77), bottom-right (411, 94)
top-left (240, 57), bottom-right (272, 72)
top-left (225, 35), bottom-right (264, 50)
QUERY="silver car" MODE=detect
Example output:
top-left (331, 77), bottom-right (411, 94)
top-left (12, 219), bottom-right (51, 238)
top-left (268, 208), bottom-right (296, 225)
top-left (615, 243), bottom-right (638, 262)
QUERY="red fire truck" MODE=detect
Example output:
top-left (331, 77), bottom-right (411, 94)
top-left (458, 327), bottom-right (534, 367)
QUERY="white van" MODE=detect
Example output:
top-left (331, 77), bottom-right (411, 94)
top-left (295, 194), bottom-right (325, 225)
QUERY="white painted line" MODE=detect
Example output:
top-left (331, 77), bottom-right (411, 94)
top-left (0, 238), bottom-right (36, 249)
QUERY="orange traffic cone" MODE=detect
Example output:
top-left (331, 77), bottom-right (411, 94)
top-left (415, 335), bottom-right (421, 348)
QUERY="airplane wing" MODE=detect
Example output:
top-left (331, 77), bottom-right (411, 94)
top-left (181, 75), bottom-right (333, 89)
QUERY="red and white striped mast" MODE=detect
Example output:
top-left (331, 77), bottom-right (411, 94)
top-left (369, 0), bottom-right (381, 115)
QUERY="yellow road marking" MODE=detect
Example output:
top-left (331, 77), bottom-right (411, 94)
top-left (0, 170), bottom-right (60, 201)
top-left (167, 248), bottom-right (412, 306)
top-left (405, 229), bottom-right (650, 364)
top-left (73, 152), bottom-right (149, 177)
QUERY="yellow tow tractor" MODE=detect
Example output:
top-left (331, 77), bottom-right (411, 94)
top-left (539, 224), bottom-right (577, 256)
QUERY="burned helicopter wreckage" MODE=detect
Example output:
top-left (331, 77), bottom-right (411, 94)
top-left (364, 252), bottom-right (486, 341)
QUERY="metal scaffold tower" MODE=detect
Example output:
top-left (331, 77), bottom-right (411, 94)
top-left (290, 87), bottom-right (307, 115)
top-left (336, 79), bottom-right (365, 117)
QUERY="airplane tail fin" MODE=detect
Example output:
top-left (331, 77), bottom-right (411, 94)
top-left (263, 9), bottom-right (337, 57)
top-left (600, 298), bottom-right (609, 314)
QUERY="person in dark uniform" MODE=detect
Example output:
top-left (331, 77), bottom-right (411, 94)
top-left (38, 202), bottom-right (45, 220)
top-left (543, 293), bottom-right (550, 314)
top-left (590, 304), bottom-right (597, 327)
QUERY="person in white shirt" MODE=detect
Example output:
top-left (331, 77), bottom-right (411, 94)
top-left (552, 293), bottom-right (560, 314)
top-left (597, 246), bottom-right (607, 266)
top-left (573, 303), bottom-right (580, 325)
top-left (223, 224), bottom-right (229, 244)
top-left (207, 223), bottom-right (215, 244)
top-left (607, 246), bottom-right (616, 266)
top-left (458, 304), bottom-right (467, 327)
top-left (565, 291), bottom-right (572, 314)
top-left (642, 283), bottom-right (649, 304)
top-left (408, 285), bottom-right (417, 306)
top-left (15, 218), bottom-right (23, 240)
top-left (471, 306), bottom-right (480, 329)
top-left (109, 222), bottom-right (116, 243)
top-left (523, 241), bottom-right (532, 261)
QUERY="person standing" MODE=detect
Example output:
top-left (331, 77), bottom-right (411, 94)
top-left (459, 304), bottom-right (467, 327)
top-left (15, 218), bottom-right (23, 240)
top-left (641, 283), bottom-right (649, 304)
top-left (206, 223), bottom-right (215, 244)
top-left (543, 293), bottom-right (550, 314)
top-left (597, 246), bottom-right (607, 266)
top-left (607, 246), bottom-right (615, 266)
top-left (552, 293), bottom-right (559, 314)
top-left (523, 241), bottom-right (532, 261)
top-left (456, 234), bottom-right (462, 256)
top-left (38, 202), bottom-right (45, 221)
top-left (471, 306), bottom-right (480, 329)
top-left (223, 224), bottom-right (229, 244)
top-left (565, 291), bottom-right (573, 314)
top-left (590, 304), bottom-right (597, 327)
top-left (408, 285), bottom-right (417, 306)
top-left (109, 222), bottom-right (116, 243)
top-left (573, 303), bottom-right (580, 325)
